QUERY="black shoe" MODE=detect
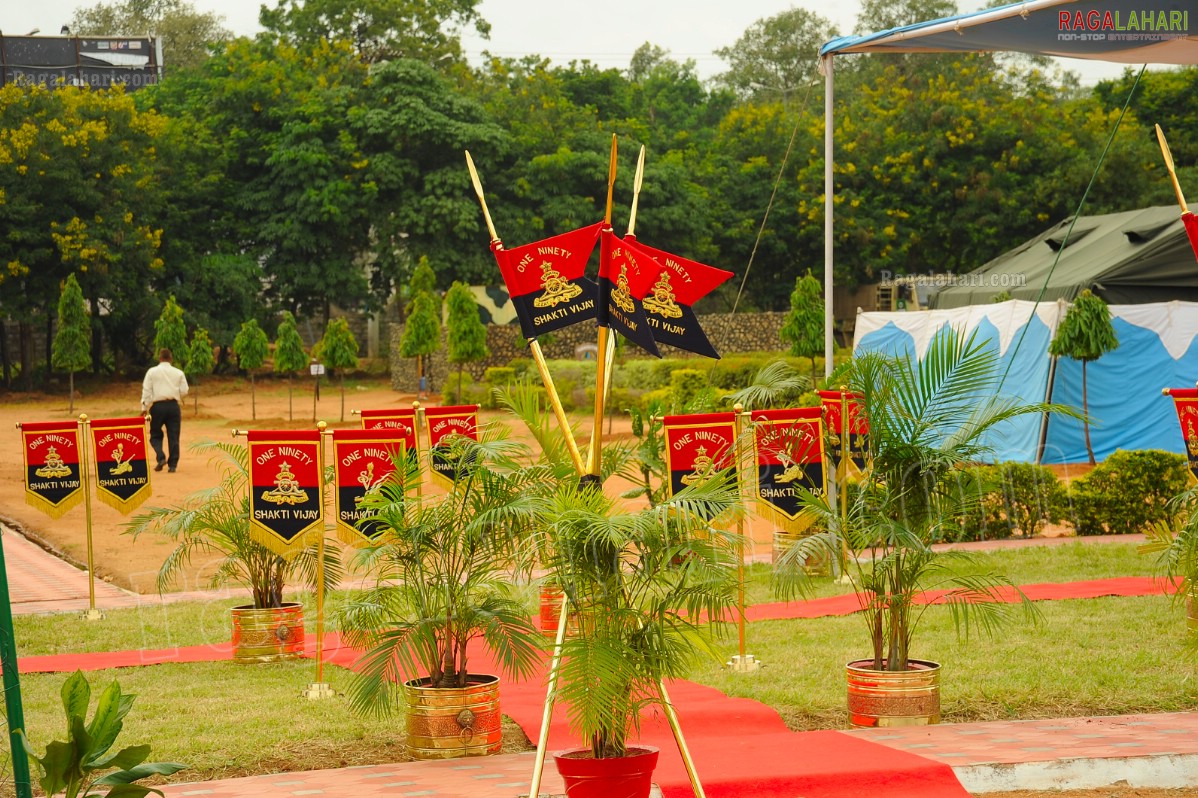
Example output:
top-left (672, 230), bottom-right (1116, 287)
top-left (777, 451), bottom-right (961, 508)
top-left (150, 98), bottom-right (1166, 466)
top-left (168, 467), bottom-right (176, 473)
top-left (154, 463), bottom-right (165, 472)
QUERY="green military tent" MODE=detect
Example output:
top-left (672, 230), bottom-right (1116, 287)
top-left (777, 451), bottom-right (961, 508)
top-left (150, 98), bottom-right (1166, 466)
top-left (933, 206), bottom-right (1198, 308)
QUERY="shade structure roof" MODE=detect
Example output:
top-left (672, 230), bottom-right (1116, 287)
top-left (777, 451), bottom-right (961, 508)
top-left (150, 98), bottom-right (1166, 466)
top-left (933, 206), bottom-right (1198, 308)
top-left (820, 0), bottom-right (1198, 65)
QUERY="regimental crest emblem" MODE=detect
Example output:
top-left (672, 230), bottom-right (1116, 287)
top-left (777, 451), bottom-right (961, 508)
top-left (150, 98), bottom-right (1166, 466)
top-left (108, 443), bottom-right (133, 475)
top-left (612, 264), bottom-right (637, 314)
top-left (532, 261), bottom-right (583, 308)
top-left (642, 271), bottom-right (683, 319)
top-left (680, 446), bottom-right (716, 486)
top-left (261, 462), bottom-right (309, 506)
top-left (1187, 419), bottom-right (1198, 457)
top-left (35, 446), bottom-right (72, 479)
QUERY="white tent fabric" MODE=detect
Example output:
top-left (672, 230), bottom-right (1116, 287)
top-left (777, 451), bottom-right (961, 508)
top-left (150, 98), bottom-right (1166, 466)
top-left (854, 300), bottom-right (1198, 464)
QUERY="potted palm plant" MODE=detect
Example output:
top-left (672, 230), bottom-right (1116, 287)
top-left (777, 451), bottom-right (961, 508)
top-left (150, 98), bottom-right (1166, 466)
top-left (776, 331), bottom-right (1060, 727)
top-left (538, 468), bottom-right (743, 796)
top-left (128, 440), bottom-right (340, 663)
top-left (338, 430), bottom-right (547, 760)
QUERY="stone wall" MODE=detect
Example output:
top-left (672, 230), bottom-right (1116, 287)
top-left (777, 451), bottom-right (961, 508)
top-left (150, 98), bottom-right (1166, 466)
top-left (390, 311), bottom-right (787, 392)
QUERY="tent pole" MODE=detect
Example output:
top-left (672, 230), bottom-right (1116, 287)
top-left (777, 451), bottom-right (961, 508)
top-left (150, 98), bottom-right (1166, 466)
top-left (823, 54), bottom-right (835, 380)
top-left (1037, 351), bottom-right (1058, 465)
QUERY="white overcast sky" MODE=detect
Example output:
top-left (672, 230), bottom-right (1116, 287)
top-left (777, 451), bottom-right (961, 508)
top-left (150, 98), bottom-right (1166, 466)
top-left (5, 0), bottom-right (1136, 84)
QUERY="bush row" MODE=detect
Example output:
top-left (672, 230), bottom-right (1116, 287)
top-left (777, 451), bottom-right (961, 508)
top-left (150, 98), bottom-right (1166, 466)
top-left (442, 352), bottom-right (820, 412)
top-left (945, 450), bottom-right (1190, 542)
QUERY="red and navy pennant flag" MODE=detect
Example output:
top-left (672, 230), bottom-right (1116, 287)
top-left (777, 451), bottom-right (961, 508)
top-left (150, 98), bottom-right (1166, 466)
top-left (424, 405), bottom-right (480, 488)
top-left (1184, 213), bottom-right (1198, 263)
top-left (752, 408), bottom-right (826, 534)
top-left (662, 412), bottom-right (737, 497)
top-left (492, 222), bottom-right (603, 340)
top-left (90, 416), bottom-right (151, 514)
top-left (247, 430), bottom-right (324, 559)
top-left (598, 228), bottom-right (663, 357)
top-left (21, 421), bottom-right (83, 519)
top-left (1165, 387), bottom-right (1198, 481)
top-left (332, 429), bottom-right (406, 547)
top-left (628, 240), bottom-right (733, 359)
top-left (818, 390), bottom-right (869, 477)
top-left (360, 407), bottom-right (420, 466)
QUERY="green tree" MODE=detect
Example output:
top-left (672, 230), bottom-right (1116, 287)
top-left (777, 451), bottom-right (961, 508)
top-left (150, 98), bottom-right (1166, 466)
top-left (1048, 289), bottom-right (1118, 465)
top-left (779, 270), bottom-right (823, 379)
top-left (316, 317), bottom-right (359, 422)
top-left (274, 311), bottom-right (309, 421)
top-left (52, 274), bottom-right (92, 413)
top-left (259, 0), bottom-right (489, 63)
top-left (409, 256), bottom-right (438, 302)
top-left (153, 295), bottom-right (189, 369)
top-left (70, 0), bottom-right (232, 71)
top-left (445, 281), bottom-right (489, 401)
top-left (185, 327), bottom-right (215, 415)
top-left (713, 8), bottom-right (838, 99)
top-left (400, 291), bottom-right (441, 397)
top-left (232, 319), bottom-right (269, 421)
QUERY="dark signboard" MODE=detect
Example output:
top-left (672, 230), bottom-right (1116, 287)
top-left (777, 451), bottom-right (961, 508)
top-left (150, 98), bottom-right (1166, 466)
top-left (1, 35), bottom-right (162, 90)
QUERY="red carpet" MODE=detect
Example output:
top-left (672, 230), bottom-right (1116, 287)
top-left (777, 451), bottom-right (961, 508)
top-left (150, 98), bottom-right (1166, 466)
top-left (324, 637), bottom-right (972, 798)
top-left (743, 575), bottom-right (1171, 622)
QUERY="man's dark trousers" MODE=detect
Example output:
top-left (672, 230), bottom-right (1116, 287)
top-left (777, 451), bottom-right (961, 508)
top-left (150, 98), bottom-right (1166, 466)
top-left (149, 399), bottom-right (182, 470)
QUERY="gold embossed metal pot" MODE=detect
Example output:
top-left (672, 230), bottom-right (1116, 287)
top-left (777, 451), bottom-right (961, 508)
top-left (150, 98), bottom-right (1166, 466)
top-left (231, 603), bottom-right (305, 663)
top-left (403, 674), bottom-right (502, 760)
top-left (846, 659), bottom-right (941, 728)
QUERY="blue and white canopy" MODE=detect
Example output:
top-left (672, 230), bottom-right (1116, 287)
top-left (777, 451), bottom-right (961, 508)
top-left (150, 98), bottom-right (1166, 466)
top-left (821, 0), bottom-right (1198, 64)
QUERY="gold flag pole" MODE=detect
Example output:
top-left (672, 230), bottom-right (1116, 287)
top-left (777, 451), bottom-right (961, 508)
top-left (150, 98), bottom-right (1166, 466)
top-left (303, 421), bottom-right (334, 700)
top-left (412, 401), bottom-right (424, 500)
top-left (465, 150), bottom-right (585, 475)
top-left (526, 591), bottom-right (571, 798)
top-left (727, 404), bottom-right (758, 672)
top-left (594, 146), bottom-right (647, 431)
top-left (79, 414), bottom-right (103, 621)
top-left (587, 134), bottom-right (619, 479)
top-left (836, 387), bottom-right (852, 585)
top-left (1156, 124), bottom-right (1189, 213)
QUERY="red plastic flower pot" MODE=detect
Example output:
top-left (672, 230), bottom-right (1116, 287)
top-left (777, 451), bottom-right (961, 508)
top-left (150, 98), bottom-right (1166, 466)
top-left (552, 745), bottom-right (659, 798)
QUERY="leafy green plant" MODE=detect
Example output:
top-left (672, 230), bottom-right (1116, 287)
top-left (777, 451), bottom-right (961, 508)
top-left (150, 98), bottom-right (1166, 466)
top-left (152, 296), bottom-right (188, 371)
top-left (52, 273), bottom-right (92, 413)
top-left (21, 670), bottom-right (185, 798)
top-left (778, 330), bottom-right (1063, 671)
top-left (126, 440), bottom-right (340, 609)
top-left (780, 270), bottom-right (824, 380)
top-left (1069, 450), bottom-right (1189, 536)
top-left (315, 317), bottom-right (359, 422)
top-left (1048, 289), bottom-right (1118, 465)
top-left (273, 311), bottom-right (309, 422)
top-left (445, 281), bottom-right (490, 402)
top-left (542, 471), bottom-right (743, 759)
top-left (184, 328), bottom-right (215, 416)
top-left (725, 359), bottom-right (810, 410)
top-left (952, 463), bottom-right (1067, 542)
top-left (232, 319), bottom-right (269, 421)
top-left (339, 432), bottom-right (545, 706)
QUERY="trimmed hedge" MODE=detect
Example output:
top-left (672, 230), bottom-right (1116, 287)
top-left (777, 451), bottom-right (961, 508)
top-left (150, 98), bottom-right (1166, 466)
top-left (1067, 449), bottom-right (1189, 536)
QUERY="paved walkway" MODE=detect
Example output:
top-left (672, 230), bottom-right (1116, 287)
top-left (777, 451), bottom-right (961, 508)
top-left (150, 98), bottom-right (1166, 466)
top-left (5, 522), bottom-right (1197, 796)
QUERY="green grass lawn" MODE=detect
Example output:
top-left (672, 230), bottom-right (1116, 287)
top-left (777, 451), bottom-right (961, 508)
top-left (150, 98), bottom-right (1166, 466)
top-left (2, 540), bottom-right (1190, 791)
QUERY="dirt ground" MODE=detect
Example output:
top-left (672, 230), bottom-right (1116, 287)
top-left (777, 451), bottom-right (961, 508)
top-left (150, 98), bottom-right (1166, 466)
top-left (0, 377), bottom-right (434, 592)
top-left (0, 376), bottom-right (660, 594)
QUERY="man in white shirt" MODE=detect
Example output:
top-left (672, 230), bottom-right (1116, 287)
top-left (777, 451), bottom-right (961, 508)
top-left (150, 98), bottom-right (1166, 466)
top-left (141, 348), bottom-right (189, 472)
